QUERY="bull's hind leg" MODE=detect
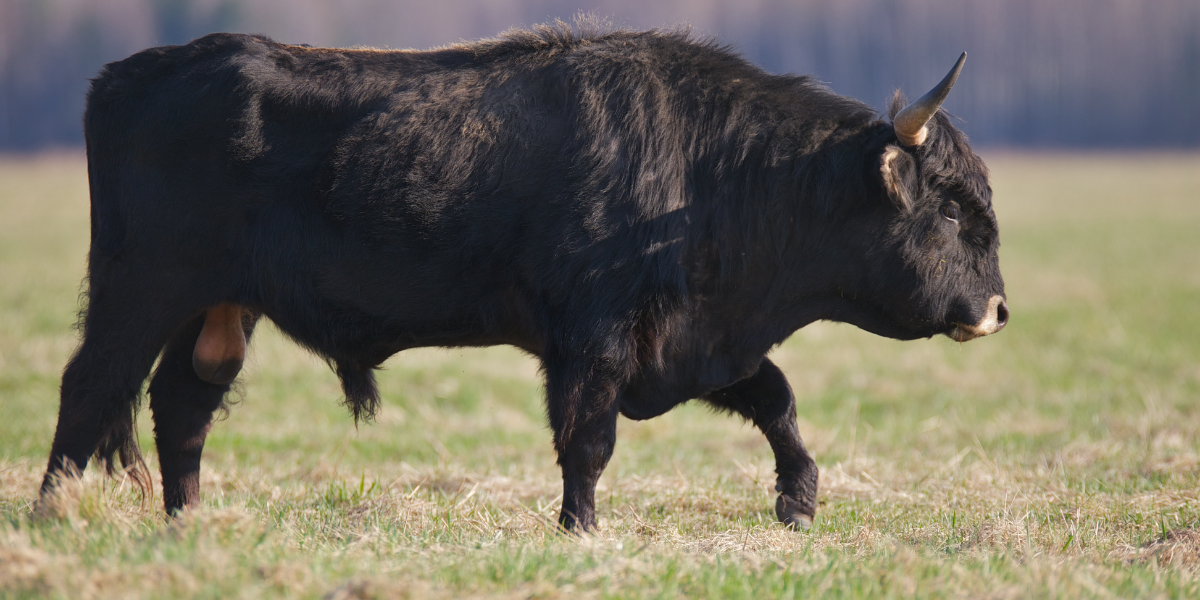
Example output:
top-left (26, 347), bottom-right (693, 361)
top-left (39, 286), bottom-right (190, 503)
top-left (149, 308), bottom-right (259, 514)
top-left (703, 358), bottom-right (819, 529)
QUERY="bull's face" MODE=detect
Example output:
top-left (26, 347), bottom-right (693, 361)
top-left (869, 129), bottom-right (1007, 341)
top-left (834, 53), bottom-right (1007, 342)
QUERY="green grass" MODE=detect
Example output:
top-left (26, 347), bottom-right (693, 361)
top-left (2, 151), bottom-right (1199, 598)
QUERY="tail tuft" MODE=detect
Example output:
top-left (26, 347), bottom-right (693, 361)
top-left (93, 409), bottom-right (153, 498)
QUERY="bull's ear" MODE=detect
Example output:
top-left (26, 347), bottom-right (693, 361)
top-left (879, 144), bottom-right (917, 211)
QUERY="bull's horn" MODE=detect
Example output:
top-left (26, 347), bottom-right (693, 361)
top-left (893, 52), bottom-right (967, 146)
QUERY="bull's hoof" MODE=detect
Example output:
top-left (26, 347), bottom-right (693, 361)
top-left (775, 495), bottom-right (814, 531)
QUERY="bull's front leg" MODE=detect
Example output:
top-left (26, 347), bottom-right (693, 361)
top-left (543, 354), bottom-right (621, 533)
top-left (703, 358), bottom-right (819, 529)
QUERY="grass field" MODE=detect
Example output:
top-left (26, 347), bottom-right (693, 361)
top-left (1, 152), bottom-right (1199, 598)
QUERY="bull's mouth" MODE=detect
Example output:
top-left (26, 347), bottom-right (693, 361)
top-left (946, 295), bottom-right (1008, 342)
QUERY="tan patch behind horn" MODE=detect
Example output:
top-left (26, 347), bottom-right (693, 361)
top-left (880, 145), bottom-right (912, 210)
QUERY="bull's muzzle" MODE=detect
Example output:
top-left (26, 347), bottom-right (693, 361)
top-left (948, 295), bottom-right (1008, 342)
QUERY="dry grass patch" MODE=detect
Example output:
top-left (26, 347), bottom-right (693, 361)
top-left (1114, 529), bottom-right (1200, 571)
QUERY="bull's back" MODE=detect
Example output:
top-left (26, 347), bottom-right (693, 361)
top-left (87, 33), bottom-right (570, 243)
top-left (85, 34), bottom-right (402, 199)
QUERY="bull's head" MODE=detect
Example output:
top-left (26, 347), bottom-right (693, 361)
top-left (835, 53), bottom-right (1007, 342)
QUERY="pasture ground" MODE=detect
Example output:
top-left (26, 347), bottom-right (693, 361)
top-left (1, 152), bottom-right (1199, 599)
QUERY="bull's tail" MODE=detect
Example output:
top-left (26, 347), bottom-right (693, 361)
top-left (69, 109), bottom-right (156, 497)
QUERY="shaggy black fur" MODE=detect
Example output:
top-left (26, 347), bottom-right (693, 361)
top-left (40, 21), bottom-right (1004, 530)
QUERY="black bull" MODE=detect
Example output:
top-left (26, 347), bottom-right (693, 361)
top-left (39, 25), bottom-right (1007, 531)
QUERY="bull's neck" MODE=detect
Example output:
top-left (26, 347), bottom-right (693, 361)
top-left (699, 116), bottom-right (887, 348)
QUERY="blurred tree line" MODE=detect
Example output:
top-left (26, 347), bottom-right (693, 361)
top-left (1, 0), bottom-right (1197, 149)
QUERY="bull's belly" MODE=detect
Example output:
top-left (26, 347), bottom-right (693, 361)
top-left (618, 351), bottom-right (765, 421)
top-left (254, 274), bottom-right (544, 367)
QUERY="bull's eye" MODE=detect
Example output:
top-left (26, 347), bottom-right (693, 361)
top-left (940, 203), bottom-right (960, 222)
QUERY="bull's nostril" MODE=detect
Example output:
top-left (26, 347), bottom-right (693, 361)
top-left (996, 300), bottom-right (1009, 327)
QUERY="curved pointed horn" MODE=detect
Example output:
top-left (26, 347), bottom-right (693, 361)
top-left (893, 52), bottom-right (967, 146)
